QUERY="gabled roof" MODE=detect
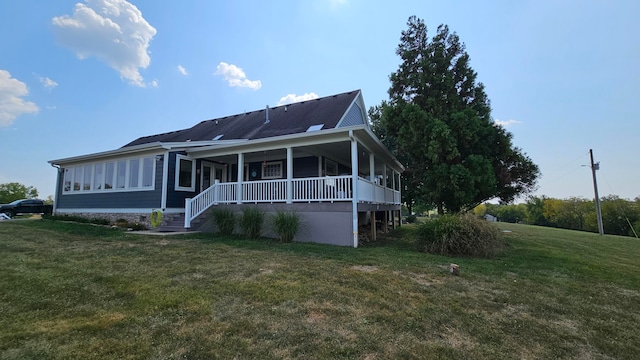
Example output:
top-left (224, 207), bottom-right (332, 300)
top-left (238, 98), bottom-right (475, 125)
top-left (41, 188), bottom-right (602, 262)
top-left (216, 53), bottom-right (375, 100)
top-left (123, 90), bottom-right (362, 148)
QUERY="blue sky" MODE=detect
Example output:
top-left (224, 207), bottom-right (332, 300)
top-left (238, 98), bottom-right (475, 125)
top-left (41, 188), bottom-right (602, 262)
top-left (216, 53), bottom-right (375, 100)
top-left (1, 0), bottom-right (638, 201)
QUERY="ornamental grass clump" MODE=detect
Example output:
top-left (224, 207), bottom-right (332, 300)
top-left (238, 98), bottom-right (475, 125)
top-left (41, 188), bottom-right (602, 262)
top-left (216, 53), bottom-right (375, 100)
top-left (211, 209), bottom-right (236, 236)
top-left (240, 207), bottom-right (264, 239)
top-left (416, 213), bottom-right (506, 258)
top-left (272, 211), bottom-right (301, 243)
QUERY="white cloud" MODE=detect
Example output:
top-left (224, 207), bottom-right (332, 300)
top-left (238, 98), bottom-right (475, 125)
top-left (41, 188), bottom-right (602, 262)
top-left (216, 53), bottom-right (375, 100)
top-left (0, 70), bottom-right (39, 127)
top-left (177, 65), bottom-right (188, 76)
top-left (52, 0), bottom-right (157, 87)
top-left (39, 77), bottom-right (58, 90)
top-left (46, 105), bottom-right (57, 110)
top-left (277, 92), bottom-right (319, 105)
top-left (214, 62), bottom-right (262, 90)
top-left (494, 119), bottom-right (522, 127)
top-left (149, 79), bottom-right (158, 87)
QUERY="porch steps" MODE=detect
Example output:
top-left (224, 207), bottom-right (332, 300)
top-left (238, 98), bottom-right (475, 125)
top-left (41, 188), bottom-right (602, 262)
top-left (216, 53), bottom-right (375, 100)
top-left (157, 213), bottom-right (189, 233)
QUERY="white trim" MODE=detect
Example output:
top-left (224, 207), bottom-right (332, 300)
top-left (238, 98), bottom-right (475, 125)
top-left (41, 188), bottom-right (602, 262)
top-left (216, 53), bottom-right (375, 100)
top-left (48, 140), bottom-right (248, 166)
top-left (161, 151), bottom-right (169, 209)
top-left (55, 208), bottom-right (185, 214)
top-left (350, 131), bottom-right (359, 248)
top-left (175, 154), bottom-right (196, 192)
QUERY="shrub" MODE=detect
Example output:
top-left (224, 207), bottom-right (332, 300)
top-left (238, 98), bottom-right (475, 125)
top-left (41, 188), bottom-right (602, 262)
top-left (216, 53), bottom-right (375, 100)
top-left (43, 214), bottom-right (110, 226)
top-left (240, 207), bottom-right (264, 239)
top-left (272, 211), bottom-right (301, 243)
top-left (406, 214), bottom-right (417, 224)
top-left (415, 213), bottom-right (506, 258)
top-left (211, 209), bottom-right (236, 236)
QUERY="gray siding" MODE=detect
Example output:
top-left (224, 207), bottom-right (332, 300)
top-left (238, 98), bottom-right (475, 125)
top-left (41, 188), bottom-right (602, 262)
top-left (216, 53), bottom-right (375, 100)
top-left (338, 102), bottom-right (364, 127)
top-left (195, 202), bottom-right (354, 246)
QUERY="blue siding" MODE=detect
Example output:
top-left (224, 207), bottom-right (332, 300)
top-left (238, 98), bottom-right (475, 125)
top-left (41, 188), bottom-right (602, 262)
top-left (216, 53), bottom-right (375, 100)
top-left (338, 103), bottom-right (364, 127)
top-left (166, 152), bottom-right (198, 208)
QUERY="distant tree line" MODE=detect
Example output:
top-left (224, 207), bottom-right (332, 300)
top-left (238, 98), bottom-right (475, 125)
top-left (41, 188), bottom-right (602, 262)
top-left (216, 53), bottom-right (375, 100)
top-left (474, 196), bottom-right (640, 237)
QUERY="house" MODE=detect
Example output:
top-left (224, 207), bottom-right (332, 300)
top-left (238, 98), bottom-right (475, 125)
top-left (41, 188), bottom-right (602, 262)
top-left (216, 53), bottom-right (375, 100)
top-left (484, 214), bottom-right (497, 222)
top-left (48, 90), bottom-right (404, 247)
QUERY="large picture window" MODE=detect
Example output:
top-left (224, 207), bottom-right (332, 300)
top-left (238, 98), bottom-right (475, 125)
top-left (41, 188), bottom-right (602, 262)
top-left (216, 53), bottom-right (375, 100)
top-left (175, 154), bottom-right (196, 191)
top-left (62, 156), bottom-right (155, 194)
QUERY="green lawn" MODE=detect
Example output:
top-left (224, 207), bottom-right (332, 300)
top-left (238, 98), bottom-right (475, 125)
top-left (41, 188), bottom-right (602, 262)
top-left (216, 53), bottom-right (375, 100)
top-left (1, 220), bottom-right (638, 359)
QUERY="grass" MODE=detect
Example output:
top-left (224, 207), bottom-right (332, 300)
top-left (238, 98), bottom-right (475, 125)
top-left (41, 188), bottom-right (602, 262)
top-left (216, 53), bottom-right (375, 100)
top-left (1, 220), bottom-right (639, 359)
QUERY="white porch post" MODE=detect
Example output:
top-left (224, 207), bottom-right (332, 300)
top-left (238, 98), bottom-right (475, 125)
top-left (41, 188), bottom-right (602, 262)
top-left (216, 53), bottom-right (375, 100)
top-left (383, 166), bottom-right (388, 203)
top-left (237, 152), bottom-right (244, 204)
top-left (286, 147), bottom-right (293, 204)
top-left (185, 198), bottom-right (192, 228)
top-left (369, 153), bottom-right (375, 182)
top-left (213, 179), bottom-right (220, 205)
top-left (350, 131), bottom-right (359, 248)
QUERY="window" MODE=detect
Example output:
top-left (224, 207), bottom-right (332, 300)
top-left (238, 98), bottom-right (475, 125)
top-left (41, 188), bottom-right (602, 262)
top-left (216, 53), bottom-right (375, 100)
top-left (63, 169), bottom-right (71, 192)
top-left (306, 124), bottom-right (324, 132)
top-left (93, 163), bottom-right (103, 190)
top-left (262, 161), bottom-right (283, 179)
top-left (142, 157), bottom-right (153, 187)
top-left (116, 160), bottom-right (127, 189)
top-left (175, 154), bottom-right (195, 191)
top-left (83, 165), bottom-right (92, 190)
top-left (73, 167), bottom-right (83, 191)
top-left (129, 158), bottom-right (140, 188)
top-left (325, 159), bottom-right (338, 176)
top-left (61, 155), bottom-right (157, 194)
top-left (104, 162), bottom-right (114, 190)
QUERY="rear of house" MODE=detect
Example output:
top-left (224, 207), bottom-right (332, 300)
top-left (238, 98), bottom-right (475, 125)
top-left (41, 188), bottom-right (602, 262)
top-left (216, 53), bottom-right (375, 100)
top-left (49, 90), bottom-right (404, 247)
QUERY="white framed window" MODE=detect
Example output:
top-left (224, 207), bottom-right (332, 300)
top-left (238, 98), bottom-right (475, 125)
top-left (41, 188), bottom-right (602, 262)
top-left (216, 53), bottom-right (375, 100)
top-left (262, 161), bottom-right (283, 179)
top-left (61, 155), bottom-right (156, 194)
top-left (175, 154), bottom-right (196, 191)
top-left (129, 158), bottom-right (140, 188)
top-left (325, 159), bottom-right (338, 176)
top-left (142, 157), bottom-right (154, 187)
top-left (63, 168), bottom-right (71, 192)
top-left (104, 162), bottom-right (115, 190)
top-left (93, 163), bottom-right (104, 190)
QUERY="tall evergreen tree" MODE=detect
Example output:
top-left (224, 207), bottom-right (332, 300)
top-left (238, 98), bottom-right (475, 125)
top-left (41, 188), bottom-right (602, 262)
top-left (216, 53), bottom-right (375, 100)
top-left (371, 16), bottom-right (539, 213)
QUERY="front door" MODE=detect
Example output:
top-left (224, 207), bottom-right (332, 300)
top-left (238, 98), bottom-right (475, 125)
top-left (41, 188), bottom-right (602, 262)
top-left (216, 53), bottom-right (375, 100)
top-left (201, 161), bottom-right (226, 192)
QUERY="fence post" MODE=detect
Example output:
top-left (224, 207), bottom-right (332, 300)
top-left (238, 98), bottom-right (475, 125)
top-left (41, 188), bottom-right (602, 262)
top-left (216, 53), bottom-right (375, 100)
top-left (185, 198), bottom-right (192, 228)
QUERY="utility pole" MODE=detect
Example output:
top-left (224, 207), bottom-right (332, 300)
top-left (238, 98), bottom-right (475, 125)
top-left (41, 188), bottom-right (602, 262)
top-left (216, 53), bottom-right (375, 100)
top-left (590, 149), bottom-right (604, 236)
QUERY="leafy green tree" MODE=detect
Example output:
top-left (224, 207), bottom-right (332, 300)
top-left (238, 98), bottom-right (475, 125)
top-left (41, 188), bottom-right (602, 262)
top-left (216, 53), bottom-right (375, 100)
top-left (599, 195), bottom-right (638, 236)
top-left (0, 182), bottom-right (39, 203)
top-left (525, 196), bottom-right (548, 226)
top-left (496, 204), bottom-right (527, 223)
top-left (371, 16), bottom-right (539, 214)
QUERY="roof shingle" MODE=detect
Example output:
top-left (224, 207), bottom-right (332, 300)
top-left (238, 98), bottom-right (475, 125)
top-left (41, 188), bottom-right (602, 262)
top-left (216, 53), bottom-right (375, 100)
top-left (122, 90), bottom-right (360, 148)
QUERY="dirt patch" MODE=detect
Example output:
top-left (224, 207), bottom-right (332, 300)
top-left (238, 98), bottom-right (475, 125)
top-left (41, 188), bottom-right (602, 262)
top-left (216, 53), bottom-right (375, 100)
top-left (351, 265), bottom-right (378, 272)
top-left (157, 240), bottom-right (170, 246)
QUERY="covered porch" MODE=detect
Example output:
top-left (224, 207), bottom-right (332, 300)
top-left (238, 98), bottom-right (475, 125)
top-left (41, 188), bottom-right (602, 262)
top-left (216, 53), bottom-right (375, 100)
top-left (182, 128), bottom-right (403, 247)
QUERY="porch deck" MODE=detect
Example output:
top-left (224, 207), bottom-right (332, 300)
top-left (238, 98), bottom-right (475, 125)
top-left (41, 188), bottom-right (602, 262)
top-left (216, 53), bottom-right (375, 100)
top-left (185, 175), bottom-right (400, 227)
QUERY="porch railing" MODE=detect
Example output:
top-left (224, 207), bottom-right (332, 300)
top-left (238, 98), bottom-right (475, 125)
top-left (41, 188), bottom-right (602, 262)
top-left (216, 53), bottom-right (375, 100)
top-left (185, 175), bottom-right (399, 227)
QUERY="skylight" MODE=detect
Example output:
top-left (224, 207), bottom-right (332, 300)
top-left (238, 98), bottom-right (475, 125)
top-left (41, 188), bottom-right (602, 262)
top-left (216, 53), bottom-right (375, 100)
top-left (212, 134), bottom-right (224, 140)
top-left (306, 124), bottom-right (324, 132)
